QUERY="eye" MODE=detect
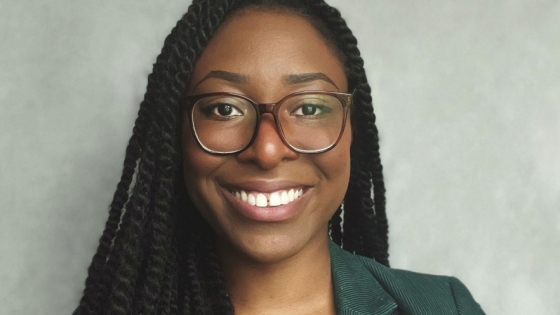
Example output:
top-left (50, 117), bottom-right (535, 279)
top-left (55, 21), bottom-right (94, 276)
top-left (291, 104), bottom-right (331, 117)
top-left (202, 103), bottom-right (244, 119)
top-left (215, 103), bottom-right (242, 116)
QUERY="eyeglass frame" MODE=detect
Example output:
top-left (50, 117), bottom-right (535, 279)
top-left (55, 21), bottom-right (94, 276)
top-left (181, 90), bottom-right (354, 155)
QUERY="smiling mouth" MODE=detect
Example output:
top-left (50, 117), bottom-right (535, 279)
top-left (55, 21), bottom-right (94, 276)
top-left (230, 188), bottom-right (304, 208)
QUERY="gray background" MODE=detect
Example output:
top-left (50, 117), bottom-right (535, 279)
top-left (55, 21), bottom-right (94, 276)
top-left (1, 0), bottom-right (558, 314)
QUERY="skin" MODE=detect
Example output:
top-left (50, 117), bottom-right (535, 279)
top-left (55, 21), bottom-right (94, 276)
top-left (182, 9), bottom-right (351, 315)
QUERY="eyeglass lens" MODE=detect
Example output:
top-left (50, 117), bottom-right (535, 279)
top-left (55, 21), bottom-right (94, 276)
top-left (191, 94), bottom-right (345, 153)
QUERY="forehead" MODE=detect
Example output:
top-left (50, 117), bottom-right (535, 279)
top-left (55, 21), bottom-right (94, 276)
top-left (188, 9), bottom-right (347, 95)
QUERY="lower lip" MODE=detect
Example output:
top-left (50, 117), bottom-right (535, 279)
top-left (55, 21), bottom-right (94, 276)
top-left (221, 188), bottom-right (310, 222)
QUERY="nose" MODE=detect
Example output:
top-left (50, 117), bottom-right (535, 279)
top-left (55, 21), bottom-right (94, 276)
top-left (236, 114), bottom-right (298, 169)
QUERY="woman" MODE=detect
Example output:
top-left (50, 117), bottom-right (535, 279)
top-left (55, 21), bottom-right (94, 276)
top-left (76, 0), bottom-right (485, 314)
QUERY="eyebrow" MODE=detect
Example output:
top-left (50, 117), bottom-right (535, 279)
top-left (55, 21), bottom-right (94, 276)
top-left (192, 70), bottom-right (250, 89)
top-left (192, 70), bottom-right (339, 90)
top-left (283, 73), bottom-right (339, 90)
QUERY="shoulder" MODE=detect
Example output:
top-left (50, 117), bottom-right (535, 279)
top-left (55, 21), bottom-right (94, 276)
top-left (329, 241), bottom-right (485, 314)
top-left (359, 255), bottom-right (484, 314)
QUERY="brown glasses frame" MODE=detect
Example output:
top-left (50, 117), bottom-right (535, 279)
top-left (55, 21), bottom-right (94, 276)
top-left (182, 90), bottom-right (354, 155)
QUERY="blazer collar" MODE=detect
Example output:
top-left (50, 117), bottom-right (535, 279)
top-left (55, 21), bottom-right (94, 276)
top-left (329, 240), bottom-right (398, 315)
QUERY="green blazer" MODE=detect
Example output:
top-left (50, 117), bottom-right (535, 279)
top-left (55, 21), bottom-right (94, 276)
top-left (329, 240), bottom-right (485, 315)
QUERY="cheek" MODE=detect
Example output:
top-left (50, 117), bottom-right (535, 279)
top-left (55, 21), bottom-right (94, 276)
top-left (327, 120), bottom-right (352, 178)
top-left (312, 124), bottom-right (352, 200)
top-left (181, 122), bottom-right (220, 206)
top-left (182, 124), bottom-right (237, 237)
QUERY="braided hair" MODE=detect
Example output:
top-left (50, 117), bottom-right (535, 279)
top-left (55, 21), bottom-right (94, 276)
top-left (77, 0), bottom-right (388, 314)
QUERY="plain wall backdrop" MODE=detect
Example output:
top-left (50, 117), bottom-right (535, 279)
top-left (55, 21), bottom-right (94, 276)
top-left (1, 0), bottom-right (559, 314)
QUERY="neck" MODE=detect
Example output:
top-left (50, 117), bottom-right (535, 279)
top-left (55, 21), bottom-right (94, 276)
top-left (217, 235), bottom-right (336, 315)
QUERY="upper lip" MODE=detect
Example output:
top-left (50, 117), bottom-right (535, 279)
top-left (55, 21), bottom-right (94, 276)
top-left (221, 180), bottom-right (310, 193)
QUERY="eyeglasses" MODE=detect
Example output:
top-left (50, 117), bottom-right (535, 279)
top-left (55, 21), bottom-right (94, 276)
top-left (182, 90), bottom-right (353, 155)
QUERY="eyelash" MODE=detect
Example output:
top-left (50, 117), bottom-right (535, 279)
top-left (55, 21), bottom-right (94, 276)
top-left (291, 104), bottom-right (332, 117)
top-left (201, 103), bottom-right (243, 118)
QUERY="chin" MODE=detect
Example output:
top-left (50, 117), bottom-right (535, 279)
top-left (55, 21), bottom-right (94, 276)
top-left (219, 228), bottom-right (318, 264)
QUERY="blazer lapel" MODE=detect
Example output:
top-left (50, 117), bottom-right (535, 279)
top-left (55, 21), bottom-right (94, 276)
top-left (329, 240), bottom-right (398, 315)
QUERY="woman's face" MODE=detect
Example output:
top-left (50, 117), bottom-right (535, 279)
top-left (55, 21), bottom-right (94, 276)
top-left (182, 9), bottom-right (351, 263)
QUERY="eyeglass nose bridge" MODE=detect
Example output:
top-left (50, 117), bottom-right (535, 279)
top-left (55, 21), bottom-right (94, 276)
top-left (257, 103), bottom-right (276, 114)
top-left (254, 102), bottom-right (284, 138)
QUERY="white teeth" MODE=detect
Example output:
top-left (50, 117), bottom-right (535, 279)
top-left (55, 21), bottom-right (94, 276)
top-left (269, 192), bottom-right (281, 207)
top-left (280, 191), bottom-right (289, 205)
top-left (232, 188), bottom-right (304, 207)
top-left (256, 193), bottom-right (267, 207)
top-left (247, 194), bottom-right (256, 206)
top-left (288, 189), bottom-right (295, 202)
